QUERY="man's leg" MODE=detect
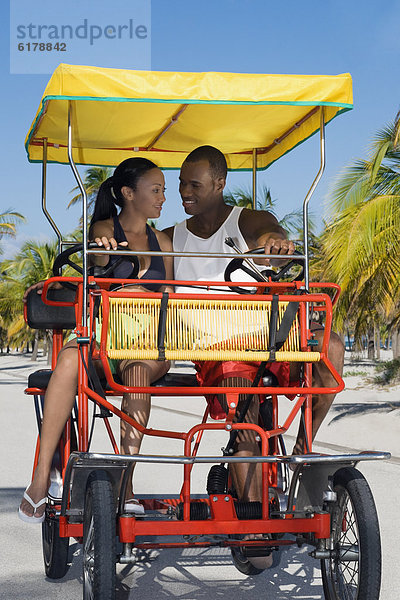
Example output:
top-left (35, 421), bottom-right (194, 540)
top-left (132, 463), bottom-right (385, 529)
top-left (217, 376), bottom-right (274, 569)
top-left (292, 329), bottom-right (345, 455)
top-left (217, 377), bottom-right (262, 502)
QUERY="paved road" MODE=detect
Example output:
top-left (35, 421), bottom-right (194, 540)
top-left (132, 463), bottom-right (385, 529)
top-left (1, 354), bottom-right (399, 599)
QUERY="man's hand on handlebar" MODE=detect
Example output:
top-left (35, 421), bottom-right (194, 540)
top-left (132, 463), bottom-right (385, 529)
top-left (256, 235), bottom-right (296, 267)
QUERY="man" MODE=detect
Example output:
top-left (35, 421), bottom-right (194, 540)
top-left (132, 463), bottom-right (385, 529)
top-left (164, 145), bottom-right (344, 504)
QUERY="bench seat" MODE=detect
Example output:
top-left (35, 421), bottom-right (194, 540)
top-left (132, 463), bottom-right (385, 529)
top-left (27, 369), bottom-right (199, 391)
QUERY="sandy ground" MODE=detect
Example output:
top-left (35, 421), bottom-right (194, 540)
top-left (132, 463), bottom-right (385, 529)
top-left (0, 350), bottom-right (399, 599)
top-left (314, 350), bottom-right (400, 459)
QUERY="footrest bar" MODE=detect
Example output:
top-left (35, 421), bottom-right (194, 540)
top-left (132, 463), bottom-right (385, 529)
top-left (68, 450), bottom-right (391, 467)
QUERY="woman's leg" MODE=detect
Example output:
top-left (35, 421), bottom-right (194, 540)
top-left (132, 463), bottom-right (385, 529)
top-left (19, 339), bottom-right (79, 518)
top-left (119, 359), bottom-right (169, 498)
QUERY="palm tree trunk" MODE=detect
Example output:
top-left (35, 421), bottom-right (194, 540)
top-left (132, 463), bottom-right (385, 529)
top-left (46, 331), bottom-right (53, 365)
top-left (393, 330), bottom-right (400, 359)
top-left (367, 328), bottom-right (375, 360)
top-left (375, 325), bottom-right (380, 360)
top-left (31, 332), bottom-right (39, 361)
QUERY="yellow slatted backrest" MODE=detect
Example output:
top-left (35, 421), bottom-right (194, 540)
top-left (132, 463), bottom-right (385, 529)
top-left (100, 296), bottom-right (320, 363)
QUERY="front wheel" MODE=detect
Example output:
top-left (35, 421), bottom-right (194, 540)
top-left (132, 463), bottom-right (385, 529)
top-left (42, 512), bottom-right (69, 579)
top-left (321, 467), bottom-right (381, 600)
top-left (83, 470), bottom-right (116, 600)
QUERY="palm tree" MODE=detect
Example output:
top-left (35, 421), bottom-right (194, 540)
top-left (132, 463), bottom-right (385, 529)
top-left (0, 240), bottom-right (59, 356)
top-left (320, 109), bottom-right (400, 355)
top-left (224, 185), bottom-right (317, 245)
top-left (69, 166), bottom-right (113, 214)
top-left (0, 209), bottom-right (25, 254)
top-left (0, 208), bottom-right (25, 238)
top-left (224, 185), bottom-right (275, 212)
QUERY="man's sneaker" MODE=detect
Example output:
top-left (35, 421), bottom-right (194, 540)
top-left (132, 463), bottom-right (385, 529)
top-left (123, 498), bottom-right (145, 515)
top-left (48, 471), bottom-right (63, 500)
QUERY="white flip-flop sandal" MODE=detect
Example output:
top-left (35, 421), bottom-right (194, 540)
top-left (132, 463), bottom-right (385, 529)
top-left (123, 498), bottom-right (145, 515)
top-left (18, 491), bottom-right (47, 524)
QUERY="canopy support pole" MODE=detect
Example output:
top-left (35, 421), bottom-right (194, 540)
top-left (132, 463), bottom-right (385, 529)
top-left (68, 102), bottom-right (88, 326)
top-left (302, 107), bottom-right (325, 314)
top-left (146, 104), bottom-right (188, 150)
top-left (41, 139), bottom-right (62, 254)
top-left (252, 149), bottom-right (257, 209)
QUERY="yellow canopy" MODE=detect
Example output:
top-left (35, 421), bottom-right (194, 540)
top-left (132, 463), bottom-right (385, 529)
top-left (25, 63), bottom-right (352, 170)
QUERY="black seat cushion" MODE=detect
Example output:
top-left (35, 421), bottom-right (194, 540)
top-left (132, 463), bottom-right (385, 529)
top-left (28, 369), bottom-right (53, 389)
top-left (27, 369), bottom-right (198, 390)
top-left (26, 287), bottom-right (77, 330)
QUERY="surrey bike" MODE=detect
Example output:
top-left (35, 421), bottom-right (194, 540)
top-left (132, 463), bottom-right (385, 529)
top-left (23, 64), bottom-right (389, 599)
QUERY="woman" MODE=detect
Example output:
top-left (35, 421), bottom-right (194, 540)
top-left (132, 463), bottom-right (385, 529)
top-left (19, 157), bottom-right (173, 522)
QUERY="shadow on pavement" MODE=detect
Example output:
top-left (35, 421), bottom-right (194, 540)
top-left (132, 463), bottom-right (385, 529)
top-left (4, 486), bottom-right (324, 599)
top-left (329, 401), bottom-right (400, 423)
top-left (114, 544), bottom-right (323, 599)
top-left (0, 364), bottom-right (35, 371)
top-left (0, 487), bottom-right (26, 514)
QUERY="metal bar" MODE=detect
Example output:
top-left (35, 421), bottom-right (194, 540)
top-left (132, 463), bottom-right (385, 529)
top-left (41, 138), bottom-right (62, 253)
top-left (146, 104), bottom-right (188, 150)
top-left (69, 450), bottom-right (391, 466)
top-left (61, 240), bottom-right (83, 248)
top-left (252, 148), bottom-right (257, 209)
top-left (225, 237), bottom-right (269, 281)
top-left (120, 539), bottom-right (296, 557)
top-left (303, 107), bottom-right (326, 293)
top-left (232, 107), bottom-right (320, 157)
top-left (86, 248), bottom-right (307, 261)
top-left (67, 102), bottom-right (88, 325)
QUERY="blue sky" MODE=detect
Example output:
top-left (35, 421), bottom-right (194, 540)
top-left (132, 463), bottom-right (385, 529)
top-left (1, 0), bottom-right (400, 257)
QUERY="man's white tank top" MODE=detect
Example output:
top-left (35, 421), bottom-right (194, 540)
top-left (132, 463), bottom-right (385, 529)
top-left (173, 206), bottom-right (255, 293)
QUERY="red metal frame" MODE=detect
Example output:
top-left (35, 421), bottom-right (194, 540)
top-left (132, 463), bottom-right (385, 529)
top-left (25, 276), bottom-right (344, 547)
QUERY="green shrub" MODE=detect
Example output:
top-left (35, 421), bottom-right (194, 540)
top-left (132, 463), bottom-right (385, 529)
top-left (343, 370), bottom-right (368, 377)
top-left (374, 359), bottom-right (400, 385)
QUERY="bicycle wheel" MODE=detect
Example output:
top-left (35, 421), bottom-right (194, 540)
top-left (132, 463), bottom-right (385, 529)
top-left (42, 513), bottom-right (69, 579)
top-left (83, 470), bottom-right (116, 600)
top-left (231, 544), bottom-right (266, 575)
top-left (321, 467), bottom-right (381, 600)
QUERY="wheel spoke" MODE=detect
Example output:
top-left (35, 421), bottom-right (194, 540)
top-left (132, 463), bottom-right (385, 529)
top-left (83, 517), bottom-right (95, 598)
top-left (325, 479), bottom-right (360, 598)
top-left (321, 468), bottom-right (381, 600)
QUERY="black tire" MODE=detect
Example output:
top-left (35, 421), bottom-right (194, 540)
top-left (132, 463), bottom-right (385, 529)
top-left (83, 470), bottom-right (116, 600)
top-left (42, 514), bottom-right (69, 579)
top-left (231, 545), bottom-right (265, 575)
top-left (231, 537), bottom-right (281, 576)
top-left (321, 467), bottom-right (381, 600)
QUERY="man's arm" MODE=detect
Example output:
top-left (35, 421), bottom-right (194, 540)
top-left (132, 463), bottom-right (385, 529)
top-left (239, 208), bottom-right (295, 265)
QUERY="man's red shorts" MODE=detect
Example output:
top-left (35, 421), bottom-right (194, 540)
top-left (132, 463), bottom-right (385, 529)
top-left (194, 360), bottom-right (296, 420)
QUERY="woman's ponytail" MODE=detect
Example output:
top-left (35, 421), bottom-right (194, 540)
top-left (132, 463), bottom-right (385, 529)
top-left (90, 177), bottom-right (122, 228)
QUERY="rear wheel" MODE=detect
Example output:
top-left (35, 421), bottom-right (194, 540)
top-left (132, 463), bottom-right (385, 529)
top-left (231, 536), bottom-right (281, 576)
top-left (83, 470), bottom-right (116, 600)
top-left (42, 512), bottom-right (69, 579)
top-left (231, 544), bottom-right (265, 575)
top-left (321, 467), bottom-right (381, 600)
